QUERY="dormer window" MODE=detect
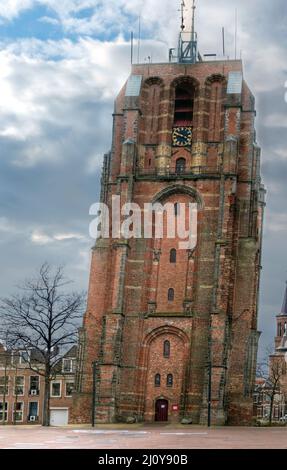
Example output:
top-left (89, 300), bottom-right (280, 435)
top-left (62, 358), bottom-right (76, 373)
top-left (19, 350), bottom-right (30, 365)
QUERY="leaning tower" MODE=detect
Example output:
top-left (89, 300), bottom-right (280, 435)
top-left (71, 3), bottom-right (265, 426)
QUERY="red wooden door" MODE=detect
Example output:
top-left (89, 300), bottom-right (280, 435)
top-left (155, 399), bottom-right (168, 422)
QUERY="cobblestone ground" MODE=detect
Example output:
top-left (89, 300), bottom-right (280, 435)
top-left (0, 425), bottom-right (287, 449)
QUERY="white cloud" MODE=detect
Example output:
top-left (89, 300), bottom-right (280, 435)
top-left (31, 229), bottom-right (53, 245)
top-left (0, 217), bottom-right (14, 232)
top-left (31, 229), bottom-right (87, 244)
top-left (38, 15), bottom-right (59, 26)
top-left (0, 35), bottom-right (169, 168)
top-left (264, 113), bottom-right (287, 128)
top-left (0, 0), bottom-right (33, 20)
top-left (266, 213), bottom-right (287, 234)
top-left (85, 153), bottom-right (103, 174)
top-left (0, 37), bottom-right (133, 167)
top-left (274, 147), bottom-right (287, 160)
top-left (53, 232), bottom-right (85, 241)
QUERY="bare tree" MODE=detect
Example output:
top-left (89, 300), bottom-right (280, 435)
top-left (257, 347), bottom-right (286, 425)
top-left (0, 263), bottom-right (85, 426)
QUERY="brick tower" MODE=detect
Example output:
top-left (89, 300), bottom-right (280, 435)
top-left (72, 4), bottom-right (266, 425)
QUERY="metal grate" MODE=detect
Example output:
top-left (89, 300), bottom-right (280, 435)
top-left (227, 72), bottom-right (243, 94)
top-left (125, 75), bottom-right (143, 97)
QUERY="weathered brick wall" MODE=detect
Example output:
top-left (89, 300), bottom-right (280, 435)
top-left (71, 59), bottom-right (264, 425)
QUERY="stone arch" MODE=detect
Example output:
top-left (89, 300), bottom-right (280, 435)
top-left (170, 75), bottom-right (200, 94)
top-left (138, 325), bottom-right (190, 422)
top-left (169, 76), bottom-right (201, 141)
top-left (205, 74), bottom-right (227, 87)
top-left (143, 76), bottom-right (165, 88)
top-left (143, 325), bottom-right (189, 348)
top-left (151, 184), bottom-right (204, 210)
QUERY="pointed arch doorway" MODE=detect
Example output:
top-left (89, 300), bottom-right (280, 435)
top-left (155, 399), bottom-right (169, 422)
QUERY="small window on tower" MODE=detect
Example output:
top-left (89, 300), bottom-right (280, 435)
top-left (176, 158), bottom-right (186, 174)
top-left (278, 323), bottom-right (282, 337)
top-left (170, 249), bottom-right (177, 263)
top-left (168, 288), bottom-right (175, 302)
top-left (167, 374), bottom-right (173, 387)
top-left (155, 374), bottom-right (161, 387)
top-left (174, 203), bottom-right (180, 216)
top-left (163, 340), bottom-right (170, 358)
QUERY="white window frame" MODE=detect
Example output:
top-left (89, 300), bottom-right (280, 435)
top-left (29, 375), bottom-right (40, 393)
top-left (14, 376), bottom-right (25, 396)
top-left (51, 380), bottom-right (62, 398)
top-left (0, 401), bottom-right (8, 422)
top-left (19, 350), bottom-right (30, 365)
top-left (13, 401), bottom-right (24, 422)
top-left (0, 376), bottom-right (9, 396)
top-left (28, 401), bottom-right (39, 418)
top-left (64, 380), bottom-right (75, 398)
top-left (62, 358), bottom-right (75, 373)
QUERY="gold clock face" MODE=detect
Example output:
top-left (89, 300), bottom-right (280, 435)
top-left (172, 127), bottom-right (192, 147)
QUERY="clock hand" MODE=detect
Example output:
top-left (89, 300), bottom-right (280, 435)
top-left (173, 130), bottom-right (185, 138)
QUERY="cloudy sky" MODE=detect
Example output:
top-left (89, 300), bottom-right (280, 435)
top-left (0, 0), bottom-right (286, 358)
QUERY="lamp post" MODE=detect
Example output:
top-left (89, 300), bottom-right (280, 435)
top-left (207, 361), bottom-right (212, 427)
top-left (92, 361), bottom-right (98, 427)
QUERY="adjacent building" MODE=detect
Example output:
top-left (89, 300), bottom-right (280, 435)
top-left (0, 343), bottom-right (77, 426)
top-left (253, 283), bottom-right (287, 422)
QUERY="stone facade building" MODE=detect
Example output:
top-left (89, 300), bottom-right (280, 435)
top-left (72, 17), bottom-right (265, 426)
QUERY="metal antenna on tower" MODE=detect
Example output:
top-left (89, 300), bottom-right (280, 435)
top-left (180, 0), bottom-right (186, 31)
top-left (191, 0), bottom-right (196, 42)
top-left (178, 0), bottom-right (198, 64)
top-left (137, 15), bottom-right (141, 64)
top-left (234, 8), bottom-right (238, 60)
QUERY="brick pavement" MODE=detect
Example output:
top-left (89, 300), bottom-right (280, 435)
top-left (0, 425), bottom-right (286, 449)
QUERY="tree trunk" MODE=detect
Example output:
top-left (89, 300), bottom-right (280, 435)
top-left (2, 358), bottom-right (8, 425)
top-left (43, 376), bottom-right (50, 426)
top-left (269, 395), bottom-right (274, 426)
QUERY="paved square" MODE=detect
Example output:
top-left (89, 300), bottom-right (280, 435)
top-left (0, 425), bottom-right (287, 449)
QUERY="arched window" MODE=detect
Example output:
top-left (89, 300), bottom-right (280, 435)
top-left (168, 288), bottom-right (174, 302)
top-left (174, 85), bottom-right (194, 126)
top-left (155, 374), bottom-right (161, 387)
top-left (176, 158), bottom-right (186, 174)
top-left (167, 374), bottom-right (173, 387)
top-left (174, 203), bottom-right (180, 216)
top-left (170, 249), bottom-right (177, 263)
top-left (163, 340), bottom-right (170, 358)
top-left (278, 323), bottom-right (282, 337)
